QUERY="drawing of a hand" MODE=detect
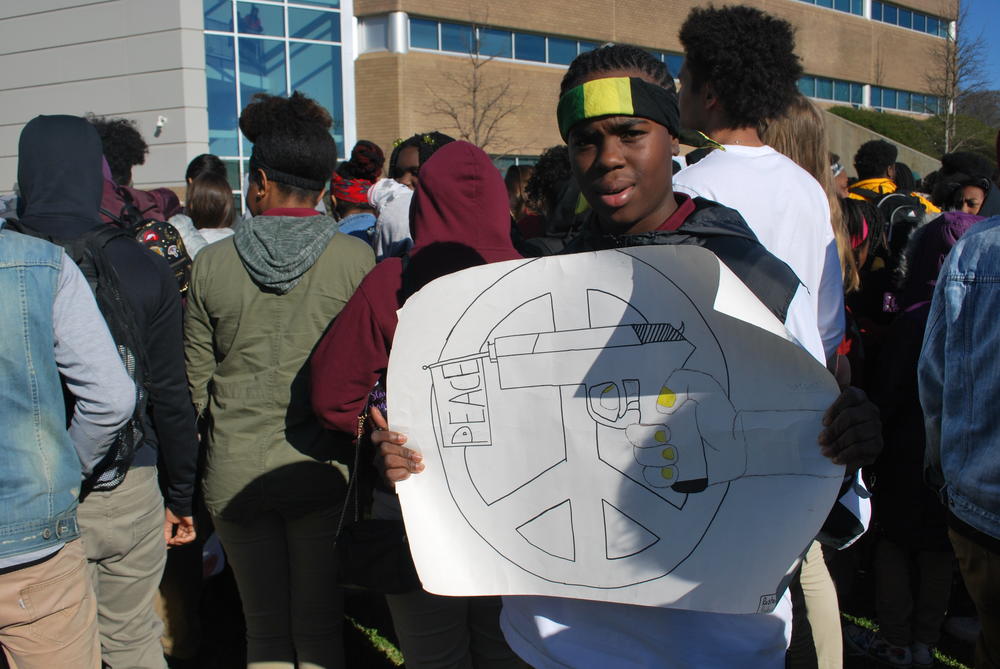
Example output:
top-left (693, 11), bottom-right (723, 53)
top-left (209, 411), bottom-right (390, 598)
top-left (626, 369), bottom-right (747, 493)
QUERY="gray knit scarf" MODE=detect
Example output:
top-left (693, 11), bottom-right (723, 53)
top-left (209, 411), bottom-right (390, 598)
top-left (234, 214), bottom-right (338, 294)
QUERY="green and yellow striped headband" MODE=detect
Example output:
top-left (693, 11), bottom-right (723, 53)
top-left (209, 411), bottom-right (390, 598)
top-left (557, 76), bottom-right (680, 141)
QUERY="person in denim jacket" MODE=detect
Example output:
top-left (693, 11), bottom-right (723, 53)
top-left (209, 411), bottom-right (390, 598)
top-left (919, 214), bottom-right (1000, 669)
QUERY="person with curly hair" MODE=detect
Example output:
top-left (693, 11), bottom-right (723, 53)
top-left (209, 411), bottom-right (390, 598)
top-left (673, 5), bottom-right (844, 368)
top-left (388, 131), bottom-right (455, 190)
top-left (848, 140), bottom-right (938, 214)
top-left (184, 91), bottom-right (375, 668)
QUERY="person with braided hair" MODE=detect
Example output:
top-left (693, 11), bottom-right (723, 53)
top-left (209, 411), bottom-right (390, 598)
top-left (332, 139), bottom-right (384, 244)
top-left (371, 42), bottom-right (882, 668)
top-left (184, 91), bottom-right (375, 669)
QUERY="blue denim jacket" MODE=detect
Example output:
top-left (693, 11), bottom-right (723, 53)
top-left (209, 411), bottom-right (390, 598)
top-left (919, 215), bottom-right (1000, 541)
top-left (0, 227), bottom-right (80, 559)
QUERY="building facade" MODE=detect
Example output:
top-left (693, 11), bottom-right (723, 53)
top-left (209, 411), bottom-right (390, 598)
top-left (0, 0), bottom-right (955, 192)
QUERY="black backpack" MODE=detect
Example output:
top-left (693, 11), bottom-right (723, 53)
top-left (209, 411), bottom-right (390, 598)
top-left (849, 186), bottom-right (926, 249)
top-left (9, 221), bottom-right (148, 493)
top-left (101, 188), bottom-right (192, 295)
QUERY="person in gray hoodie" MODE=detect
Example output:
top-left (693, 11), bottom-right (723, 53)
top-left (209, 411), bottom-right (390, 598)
top-left (184, 91), bottom-right (374, 668)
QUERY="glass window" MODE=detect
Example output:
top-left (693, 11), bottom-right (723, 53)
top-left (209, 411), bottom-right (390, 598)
top-left (548, 37), bottom-right (576, 64)
top-left (871, 87), bottom-right (882, 108)
top-left (851, 0), bottom-right (863, 15)
top-left (222, 158), bottom-right (242, 190)
top-left (883, 4), bottom-right (897, 25)
top-left (237, 2), bottom-right (284, 37)
top-left (834, 80), bottom-right (850, 101)
top-left (289, 7), bottom-right (340, 42)
top-left (205, 35), bottom-right (239, 156)
top-left (898, 91), bottom-right (910, 109)
top-left (871, 1), bottom-right (883, 21)
top-left (898, 9), bottom-right (912, 29)
top-left (939, 20), bottom-right (949, 37)
top-left (883, 88), bottom-right (897, 108)
top-left (798, 76), bottom-right (815, 97)
top-left (665, 54), bottom-right (684, 78)
top-left (913, 13), bottom-right (926, 32)
top-left (290, 42), bottom-right (344, 154)
top-left (293, 0), bottom-right (340, 7)
top-left (834, 0), bottom-right (850, 12)
top-left (817, 78), bottom-right (834, 100)
top-left (817, 0), bottom-right (833, 8)
top-left (203, 0), bottom-right (232, 32)
top-left (578, 41), bottom-right (597, 54)
top-left (910, 94), bottom-right (924, 112)
top-left (478, 28), bottom-right (512, 58)
top-left (851, 83), bottom-right (863, 104)
top-left (410, 18), bottom-right (438, 49)
top-left (239, 37), bottom-right (287, 111)
top-left (515, 33), bottom-right (545, 62)
top-left (441, 22), bottom-right (473, 53)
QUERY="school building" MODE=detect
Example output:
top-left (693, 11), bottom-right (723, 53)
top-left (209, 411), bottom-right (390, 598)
top-left (0, 0), bottom-right (955, 193)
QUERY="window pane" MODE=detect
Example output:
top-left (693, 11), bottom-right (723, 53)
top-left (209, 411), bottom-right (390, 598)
top-left (222, 158), bottom-right (243, 190)
top-left (205, 34), bottom-right (239, 156)
top-left (851, 83), bottom-right (863, 104)
top-left (515, 33), bottom-right (545, 62)
top-left (883, 4), bottom-right (897, 24)
top-left (289, 8), bottom-right (340, 42)
top-left (290, 42), bottom-right (344, 155)
top-left (478, 28), bottom-right (512, 58)
top-left (798, 76), bottom-right (815, 97)
top-left (871, 1), bottom-right (883, 20)
top-left (939, 20), bottom-right (949, 37)
top-left (834, 0), bottom-right (850, 12)
top-left (817, 78), bottom-right (834, 100)
top-left (294, 0), bottom-right (339, 7)
top-left (851, 0), bottom-right (863, 15)
top-left (835, 80), bottom-right (850, 101)
top-left (410, 18), bottom-right (438, 49)
top-left (441, 22), bottom-right (473, 53)
top-left (913, 13), bottom-right (926, 32)
top-left (578, 41), bottom-right (597, 54)
top-left (910, 94), bottom-right (924, 112)
top-left (548, 37), bottom-right (576, 64)
top-left (665, 54), bottom-right (684, 78)
top-left (818, 0), bottom-right (833, 8)
top-left (203, 0), bottom-right (232, 32)
top-left (884, 89), bottom-right (897, 108)
top-left (898, 9), bottom-right (912, 29)
top-left (239, 37), bottom-right (287, 117)
top-left (237, 2), bottom-right (284, 37)
top-left (898, 91), bottom-right (910, 109)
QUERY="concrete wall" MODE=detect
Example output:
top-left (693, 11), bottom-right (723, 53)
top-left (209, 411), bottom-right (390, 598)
top-left (825, 110), bottom-right (939, 180)
top-left (0, 0), bottom-right (208, 191)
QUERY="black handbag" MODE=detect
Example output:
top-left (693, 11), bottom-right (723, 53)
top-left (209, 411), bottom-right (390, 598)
top-left (334, 412), bottom-right (421, 594)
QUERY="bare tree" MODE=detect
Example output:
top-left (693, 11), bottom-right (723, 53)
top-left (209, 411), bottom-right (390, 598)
top-left (425, 7), bottom-right (526, 156)
top-left (925, 0), bottom-right (989, 153)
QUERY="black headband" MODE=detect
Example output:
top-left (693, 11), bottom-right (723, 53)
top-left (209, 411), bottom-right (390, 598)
top-left (249, 148), bottom-right (328, 192)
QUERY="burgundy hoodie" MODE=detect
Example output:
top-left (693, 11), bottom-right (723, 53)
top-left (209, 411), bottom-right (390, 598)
top-left (311, 141), bottom-right (522, 434)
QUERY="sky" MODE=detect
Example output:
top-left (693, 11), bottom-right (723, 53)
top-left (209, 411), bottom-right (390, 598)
top-left (965, 0), bottom-right (1000, 90)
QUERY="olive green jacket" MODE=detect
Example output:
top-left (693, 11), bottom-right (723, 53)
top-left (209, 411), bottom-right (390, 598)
top-left (185, 224), bottom-right (375, 520)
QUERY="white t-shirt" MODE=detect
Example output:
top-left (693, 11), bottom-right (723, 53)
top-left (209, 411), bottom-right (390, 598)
top-left (500, 150), bottom-right (851, 668)
top-left (674, 145), bottom-right (845, 362)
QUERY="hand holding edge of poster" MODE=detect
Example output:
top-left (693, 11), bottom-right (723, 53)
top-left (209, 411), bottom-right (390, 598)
top-left (386, 245), bottom-right (843, 614)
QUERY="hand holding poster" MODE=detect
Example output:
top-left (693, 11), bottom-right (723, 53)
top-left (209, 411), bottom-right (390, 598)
top-left (387, 245), bottom-right (843, 613)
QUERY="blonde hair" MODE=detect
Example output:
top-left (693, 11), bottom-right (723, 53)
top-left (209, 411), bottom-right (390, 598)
top-left (761, 95), bottom-right (860, 293)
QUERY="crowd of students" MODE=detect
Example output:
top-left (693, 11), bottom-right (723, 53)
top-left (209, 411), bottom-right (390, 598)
top-left (2, 4), bottom-right (999, 669)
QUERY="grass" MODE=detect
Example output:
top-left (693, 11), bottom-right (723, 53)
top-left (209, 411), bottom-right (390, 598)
top-left (348, 615), bottom-right (405, 667)
top-left (842, 613), bottom-right (971, 669)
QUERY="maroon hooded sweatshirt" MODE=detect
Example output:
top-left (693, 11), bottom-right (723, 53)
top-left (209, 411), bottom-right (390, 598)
top-left (311, 141), bottom-right (522, 434)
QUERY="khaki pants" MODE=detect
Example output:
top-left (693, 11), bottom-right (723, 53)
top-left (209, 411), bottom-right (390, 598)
top-left (0, 539), bottom-right (100, 669)
top-left (874, 537), bottom-right (953, 647)
top-left (949, 529), bottom-right (1000, 669)
top-left (800, 541), bottom-right (842, 669)
top-left (213, 504), bottom-right (345, 669)
top-left (78, 466), bottom-right (168, 669)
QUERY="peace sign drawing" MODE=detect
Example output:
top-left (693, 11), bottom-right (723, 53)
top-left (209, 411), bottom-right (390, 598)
top-left (390, 246), bottom-right (842, 612)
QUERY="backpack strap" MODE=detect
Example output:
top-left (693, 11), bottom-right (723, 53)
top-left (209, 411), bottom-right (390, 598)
top-left (849, 186), bottom-right (883, 201)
